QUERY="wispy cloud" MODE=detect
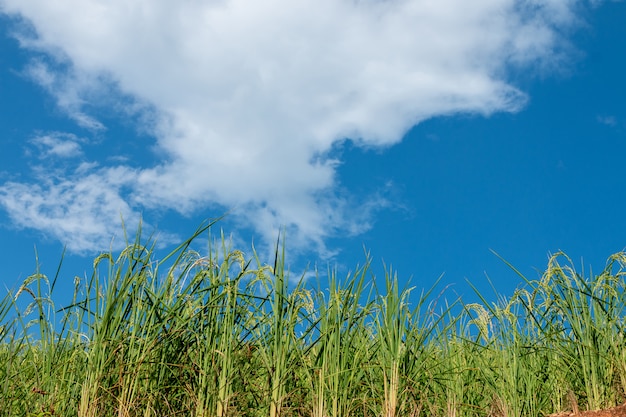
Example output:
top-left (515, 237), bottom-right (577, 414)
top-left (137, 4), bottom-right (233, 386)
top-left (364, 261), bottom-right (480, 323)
top-left (0, 0), bottom-right (587, 255)
top-left (0, 165), bottom-right (136, 253)
top-left (30, 132), bottom-right (83, 159)
top-left (597, 115), bottom-right (618, 127)
top-left (23, 60), bottom-right (106, 131)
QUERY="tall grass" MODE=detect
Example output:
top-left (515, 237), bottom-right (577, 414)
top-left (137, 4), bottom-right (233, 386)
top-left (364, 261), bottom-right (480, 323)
top-left (1, 222), bottom-right (625, 416)
top-left (305, 262), bottom-right (372, 417)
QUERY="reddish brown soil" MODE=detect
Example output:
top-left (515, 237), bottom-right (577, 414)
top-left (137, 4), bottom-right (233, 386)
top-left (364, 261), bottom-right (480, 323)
top-left (550, 404), bottom-right (626, 417)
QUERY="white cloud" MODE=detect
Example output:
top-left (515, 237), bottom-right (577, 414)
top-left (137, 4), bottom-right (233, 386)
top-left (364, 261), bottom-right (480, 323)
top-left (30, 132), bottom-right (83, 159)
top-left (0, 161), bottom-right (179, 253)
top-left (0, 165), bottom-right (138, 253)
top-left (23, 60), bottom-right (106, 131)
top-left (0, 0), bottom-right (587, 255)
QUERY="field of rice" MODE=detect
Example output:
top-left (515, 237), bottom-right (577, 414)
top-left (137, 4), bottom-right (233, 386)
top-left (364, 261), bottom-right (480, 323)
top-left (1, 220), bottom-right (625, 417)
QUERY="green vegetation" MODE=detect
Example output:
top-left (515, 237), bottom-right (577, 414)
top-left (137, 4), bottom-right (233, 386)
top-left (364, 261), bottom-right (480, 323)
top-left (1, 220), bottom-right (625, 416)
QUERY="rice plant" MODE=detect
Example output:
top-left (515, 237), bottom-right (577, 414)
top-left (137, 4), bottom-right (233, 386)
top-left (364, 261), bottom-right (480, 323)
top-left (303, 262), bottom-right (373, 417)
top-left (0, 221), bottom-right (625, 416)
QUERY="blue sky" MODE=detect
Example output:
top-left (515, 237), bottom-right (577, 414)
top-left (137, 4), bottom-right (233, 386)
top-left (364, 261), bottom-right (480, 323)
top-left (1, 0), bottom-right (625, 305)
